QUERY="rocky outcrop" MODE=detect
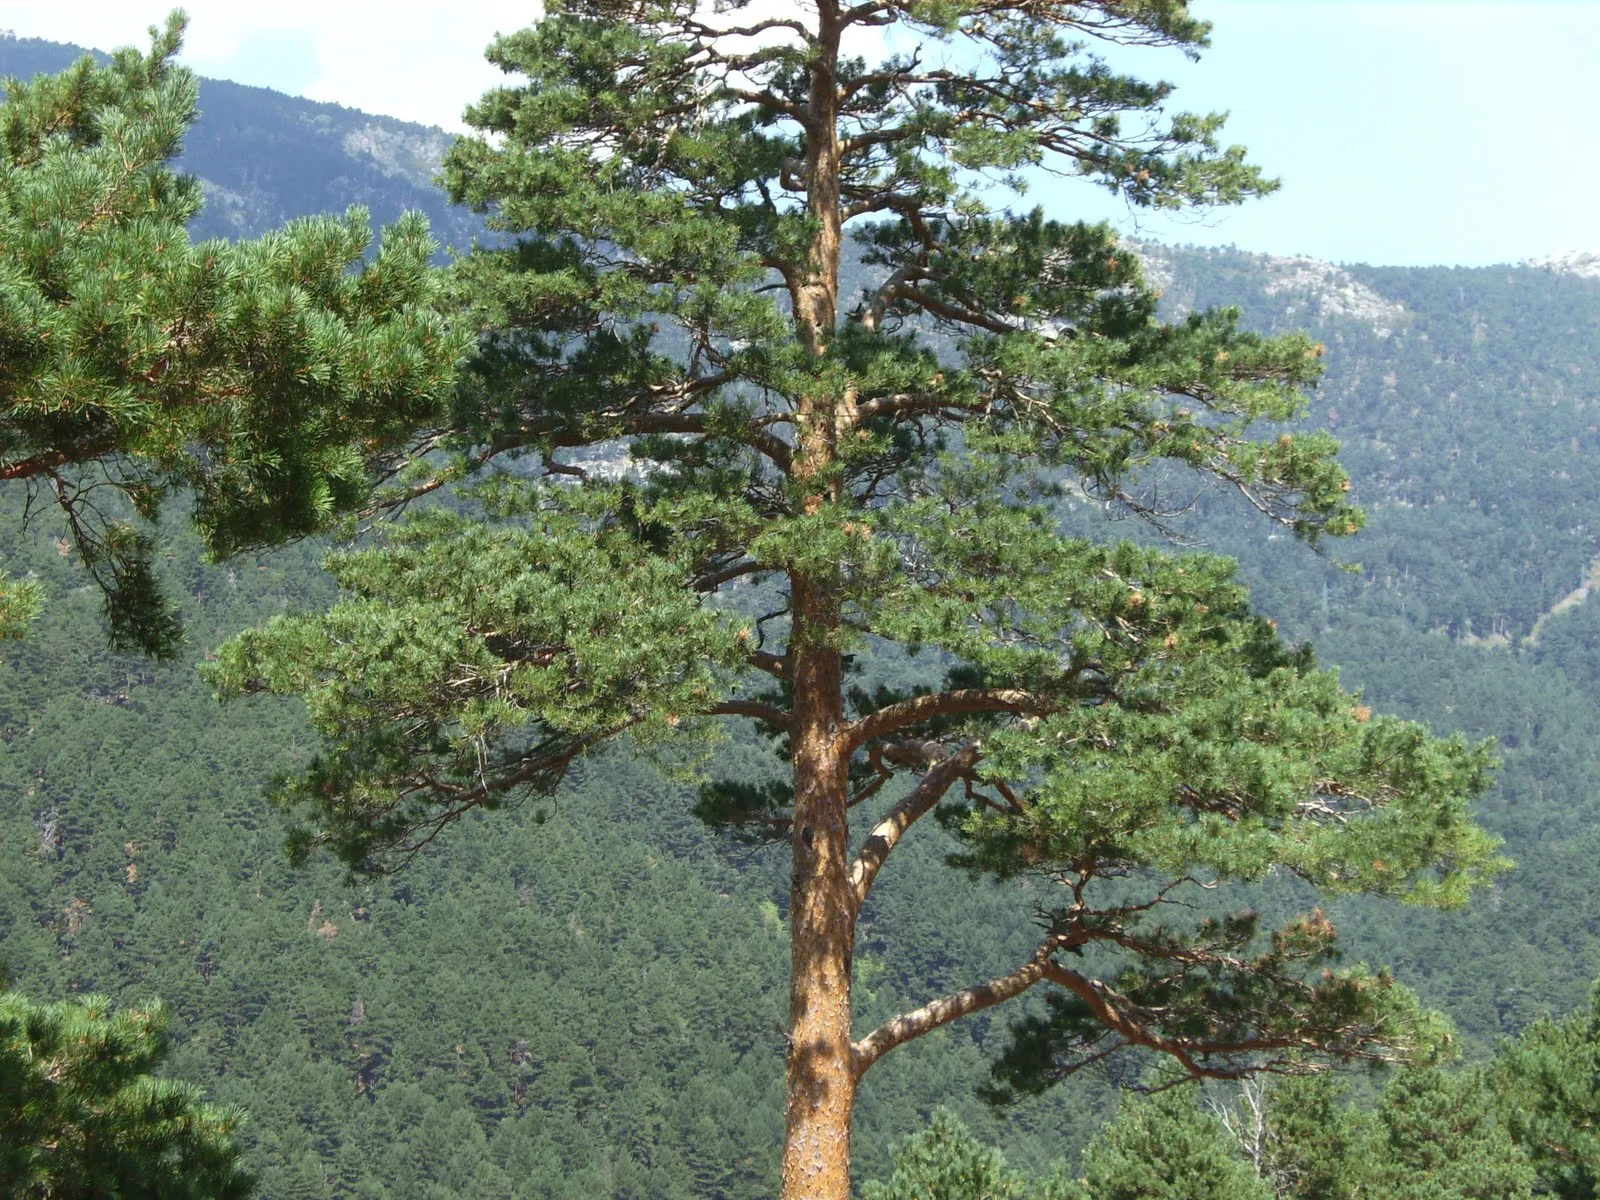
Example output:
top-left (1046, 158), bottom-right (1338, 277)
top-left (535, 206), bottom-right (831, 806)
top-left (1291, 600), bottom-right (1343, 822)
top-left (1131, 241), bottom-right (1407, 336)
top-left (1528, 250), bottom-right (1600, 280)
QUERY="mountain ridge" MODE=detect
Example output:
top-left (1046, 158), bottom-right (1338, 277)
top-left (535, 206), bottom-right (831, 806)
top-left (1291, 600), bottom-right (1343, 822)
top-left (0, 31), bottom-right (482, 249)
top-left (1530, 249), bottom-right (1600, 279)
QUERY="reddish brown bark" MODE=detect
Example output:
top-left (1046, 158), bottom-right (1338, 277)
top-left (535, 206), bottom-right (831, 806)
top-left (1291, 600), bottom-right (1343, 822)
top-left (780, 577), bottom-right (857, 1200)
top-left (777, 6), bottom-right (883, 1194)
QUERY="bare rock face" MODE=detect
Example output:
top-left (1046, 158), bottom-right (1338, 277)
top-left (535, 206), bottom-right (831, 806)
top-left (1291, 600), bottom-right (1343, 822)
top-left (1130, 240), bottom-right (1407, 336)
top-left (1528, 249), bottom-right (1600, 280)
top-left (340, 122), bottom-right (454, 190)
top-left (1254, 255), bottom-right (1407, 333)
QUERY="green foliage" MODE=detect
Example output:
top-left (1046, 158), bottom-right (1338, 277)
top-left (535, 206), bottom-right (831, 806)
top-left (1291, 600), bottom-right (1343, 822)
top-left (211, 494), bottom-right (747, 867)
top-left (0, 568), bottom-right (41, 638)
top-left (873, 1051), bottom-right (1559, 1200)
top-left (216, 0), bottom-right (1500, 1123)
top-left (1071, 1088), bottom-right (1269, 1200)
top-left (0, 12), bottom-right (466, 653)
top-left (1257, 1074), bottom-right (1369, 1200)
top-left (0, 487), bottom-right (1121, 1195)
top-left (7, 15), bottom-right (1600, 1196)
top-left (862, 1109), bottom-right (1038, 1200)
top-left (1363, 1067), bottom-right (1534, 1199)
top-left (0, 989), bottom-right (252, 1199)
top-left (1493, 982), bottom-right (1600, 1197)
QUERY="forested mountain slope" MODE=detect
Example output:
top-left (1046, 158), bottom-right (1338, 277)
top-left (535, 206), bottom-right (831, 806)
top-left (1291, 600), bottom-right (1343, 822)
top-left (5, 32), bottom-right (1600, 1195)
top-left (1142, 243), bottom-right (1600, 1035)
top-left (0, 32), bottom-right (482, 249)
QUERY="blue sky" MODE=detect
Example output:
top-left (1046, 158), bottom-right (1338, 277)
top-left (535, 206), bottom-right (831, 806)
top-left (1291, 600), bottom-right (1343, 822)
top-left (1065, 2), bottom-right (1600, 267)
top-left (6, 1), bottom-right (1596, 266)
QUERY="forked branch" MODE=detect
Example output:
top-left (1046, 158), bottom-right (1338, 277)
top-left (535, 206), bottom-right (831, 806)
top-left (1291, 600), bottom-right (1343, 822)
top-left (1036, 961), bottom-right (1394, 1080)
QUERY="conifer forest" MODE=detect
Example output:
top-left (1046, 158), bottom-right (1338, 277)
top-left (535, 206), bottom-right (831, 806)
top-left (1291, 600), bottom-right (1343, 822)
top-left (3, 5), bottom-right (1600, 1196)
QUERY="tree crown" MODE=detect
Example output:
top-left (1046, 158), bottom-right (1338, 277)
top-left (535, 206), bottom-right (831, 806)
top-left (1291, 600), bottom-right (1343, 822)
top-left (0, 989), bottom-right (253, 1199)
top-left (216, 0), bottom-right (1500, 1098)
top-left (0, 11), bottom-right (467, 653)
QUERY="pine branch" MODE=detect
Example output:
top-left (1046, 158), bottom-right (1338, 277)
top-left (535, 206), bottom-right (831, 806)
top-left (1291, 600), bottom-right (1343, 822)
top-left (849, 744), bottom-right (981, 906)
top-left (1036, 960), bottom-right (1380, 1080)
top-left (845, 688), bottom-right (1053, 751)
top-left (708, 700), bottom-right (794, 730)
top-left (852, 935), bottom-right (1066, 1076)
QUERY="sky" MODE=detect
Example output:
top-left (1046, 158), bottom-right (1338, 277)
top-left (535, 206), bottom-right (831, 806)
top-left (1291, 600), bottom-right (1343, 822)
top-left (2, 0), bottom-right (1596, 267)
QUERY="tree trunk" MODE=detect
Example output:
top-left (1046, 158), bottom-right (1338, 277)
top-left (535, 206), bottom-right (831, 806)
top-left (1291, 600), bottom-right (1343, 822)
top-left (782, 10), bottom-right (857, 1195)
top-left (794, 4), bottom-right (842, 361)
top-left (780, 576), bottom-right (857, 1200)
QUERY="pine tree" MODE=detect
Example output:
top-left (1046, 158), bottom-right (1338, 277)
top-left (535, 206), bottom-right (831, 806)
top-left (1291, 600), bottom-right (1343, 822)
top-left (1493, 982), bottom-right (1600, 1199)
top-left (1071, 1088), bottom-right (1270, 1200)
top-left (1258, 1074), bottom-right (1372, 1200)
top-left (862, 1109), bottom-right (1034, 1200)
top-left (1362, 1067), bottom-right (1535, 1200)
top-left (213, 1), bottom-right (1504, 1194)
top-left (0, 12), bottom-right (466, 654)
top-left (0, 989), bottom-right (253, 1199)
top-left (1247, 1068), bottom-right (1537, 1200)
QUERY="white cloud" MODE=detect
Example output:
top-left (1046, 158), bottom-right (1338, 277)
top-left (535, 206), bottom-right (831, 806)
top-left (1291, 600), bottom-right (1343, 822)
top-left (5, 2), bottom-right (543, 131)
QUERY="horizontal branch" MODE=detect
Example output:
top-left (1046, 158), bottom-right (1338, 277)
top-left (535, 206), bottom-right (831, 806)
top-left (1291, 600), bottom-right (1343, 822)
top-left (707, 700), bottom-right (793, 730)
top-left (900, 286), bottom-right (1019, 336)
top-left (533, 404), bottom-right (793, 476)
top-left (852, 935), bottom-right (1062, 1077)
top-left (684, 15), bottom-right (813, 41)
top-left (624, 411), bottom-right (795, 474)
top-left (692, 558), bottom-right (770, 592)
top-left (1037, 961), bottom-right (1374, 1080)
top-left (851, 391), bottom-right (973, 424)
top-left (0, 447), bottom-right (76, 481)
top-left (845, 687), bottom-right (1052, 752)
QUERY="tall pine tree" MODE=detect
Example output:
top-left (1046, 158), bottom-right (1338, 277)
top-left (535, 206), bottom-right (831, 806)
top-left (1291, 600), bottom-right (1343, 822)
top-left (214, 2), bottom-right (1503, 1194)
top-left (0, 11), bottom-right (466, 653)
top-left (1072, 1087), bottom-right (1270, 1200)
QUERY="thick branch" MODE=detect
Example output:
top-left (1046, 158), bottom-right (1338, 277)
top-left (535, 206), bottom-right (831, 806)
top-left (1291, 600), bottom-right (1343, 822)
top-left (708, 700), bottom-right (794, 730)
top-left (852, 935), bottom-right (1061, 1077)
top-left (860, 262), bottom-right (928, 334)
top-left (0, 448), bottom-right (77, 481)
top-left (845, 688), bottom-right (1052, 752)
top-left (749, 649), bottom-right (790, 679)
top-left (693, 558), bottom-right (770, 592)
top-left (685, 15), bottom-right (813, 41)
top-left (849, 744), bottom-right (979, 906)
top-left (899, 286), bottom-right (1019, 336)
top-left (852, 391), bottom-right (975, 424)
top-left (536, 408), bottom-right (793, 475)
top-left (628, 412), bottom-right (795, 474)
